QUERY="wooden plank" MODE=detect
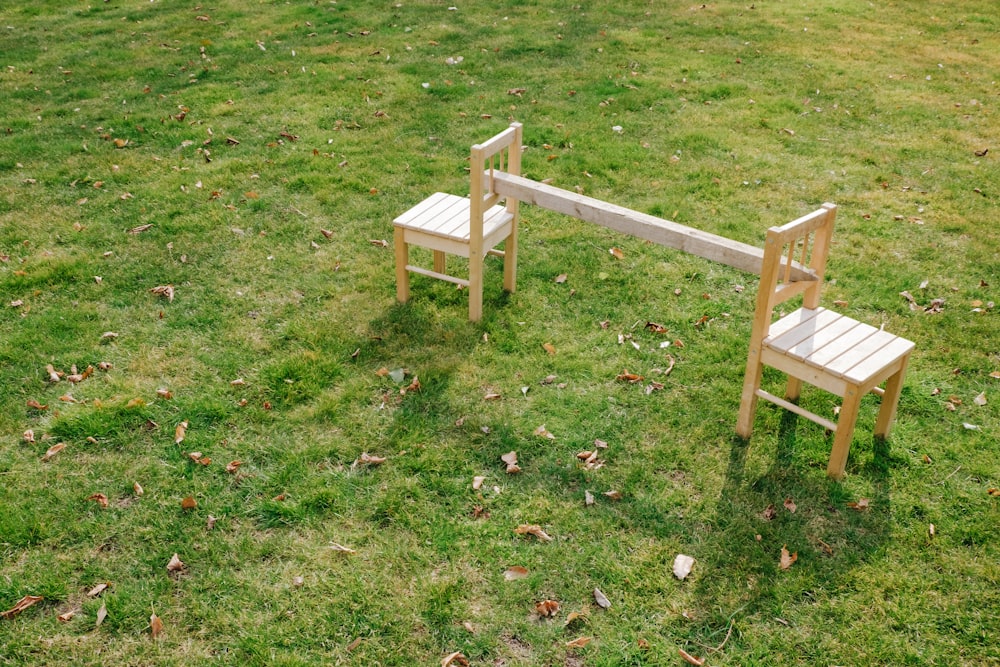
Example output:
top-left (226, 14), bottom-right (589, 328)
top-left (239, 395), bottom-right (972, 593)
top-left (765, 307), bottom-right (823, 342)
top-left (768, 309), bottom-right (850, 357)
top-left (824, 330), bottom-right (901, 378)
top-left (843, 336), bottom-right (915, 384)
top-left (802, 320), bottom-right (879, 369)
top-left (492, 172), bottom-right (815, 280)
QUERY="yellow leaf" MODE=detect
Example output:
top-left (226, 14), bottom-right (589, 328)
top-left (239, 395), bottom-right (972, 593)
top-left (542, 342), bottom-right (556, 355)
top-left (174, 420), bottom-right (188, 444)
top-left (514, 524), bottom-right (553, 542)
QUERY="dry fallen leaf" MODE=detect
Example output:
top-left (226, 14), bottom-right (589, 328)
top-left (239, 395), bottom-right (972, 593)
top-left (45, 364), bottom-right (62, 382)
top-left (226, 460), bottom-right (242, 474)
top-left (593, 588), bottom-right (611, 609)
top-left (174, 420), bottom-right (188, 444)
top-left (472, 475), bottom-right (486, 490)
top-left (673, 554), bottom-right (695, 580)
top-left (128, 223), bottom-right (153, 234)
top-left (150, 612), bottom-right (163, 638)
top-left (150, 285), bottom-right (175, 302)
top-left (440, 651), bottom-right (469, 667)
top-left (42, 442), bottom-right (65, 462)
top-left (847, 498), bottom-right (871, 511)
top-left (133, 482), bottom-right (144, 496)
top-left (23, 429), bottom-right (35, 443)
top-left (95, 602), bottom-right (107, 628)
top-left (554, 273), bottom-right (568, 283)
top-left (156, 388), bottom-right (173, 399)
top-left (779, 545), bottom-right (797, 570)
top-left (181, 495), bottom-right (197, 510)
top-left (533, 424), bottom-right (555, 440)
top-left (166, 554), bottom-right (185, 572)
top-left (535, 599), bottom-right (560, 618)
top-left (501, 451), bottom-right (521, 474)
top-left (542, 342), bottom-right (556, 355)
top-left (566, 636), bottom-right (593, 649)
top-left (0, 595), bottom-right (44, 619)
top-left (87, 583), bottom-right (110, 598)
top-left (515, 524), bottom-right (553, 542)
top-left (504, 566), bottom-right (529, 581)
top-left (603, 490), bottom-right (622, 501)
top-left (356, 452), bottom-right (387, 466)
top-left (88, 493), bottom-right (109, 508)
top-left (609, 247), bottom-right (625, 260)
top-left (57, 610), bottom-right (77, 622)
top-left (584, 490), bottom-right (595, 506)
top-left (974, 391), bottom-right (987, 406)
top-left (330, 542), bottom-right (356, 554)
top-left (783, 497), bottom-right (797, 513)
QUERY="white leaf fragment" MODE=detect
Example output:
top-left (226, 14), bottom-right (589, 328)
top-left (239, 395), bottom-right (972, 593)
top-left (673, 553), bottom-right (695, 580)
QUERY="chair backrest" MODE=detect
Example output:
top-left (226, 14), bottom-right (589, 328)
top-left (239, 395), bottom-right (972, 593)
top-left (468, 122), bottom-right (523, 250)
top-left (749, 203), bottom-right (837, 341)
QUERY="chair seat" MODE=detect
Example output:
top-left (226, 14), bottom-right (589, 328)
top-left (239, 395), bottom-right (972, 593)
top-left (764, 307), bottom-right (914, 385)
top-left (393, 192), bottom-right (513, 242)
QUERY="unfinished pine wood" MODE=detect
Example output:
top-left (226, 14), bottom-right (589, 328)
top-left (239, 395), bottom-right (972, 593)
top-left (736, 203), bottom-right (915, 479)
top-left (392, 122), bottom-right (523, 322)
top-left (491, 172), bottom-right (815, 282)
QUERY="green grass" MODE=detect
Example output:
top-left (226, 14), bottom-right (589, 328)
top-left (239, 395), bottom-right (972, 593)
top-left (2, 1), bottom-right (999, 665)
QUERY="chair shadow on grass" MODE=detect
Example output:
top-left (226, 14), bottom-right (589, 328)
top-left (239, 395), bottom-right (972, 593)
top-left (685, 409), bottom-right (894, 655)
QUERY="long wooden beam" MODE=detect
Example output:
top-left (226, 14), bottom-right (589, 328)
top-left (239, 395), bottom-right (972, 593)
top-left (492, 172), bottom-right (814, 281)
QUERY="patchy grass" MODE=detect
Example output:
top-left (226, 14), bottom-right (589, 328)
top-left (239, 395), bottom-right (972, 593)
top-left (2, 1), bottom-right (999, 665)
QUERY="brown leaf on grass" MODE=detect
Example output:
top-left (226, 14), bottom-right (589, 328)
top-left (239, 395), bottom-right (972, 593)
top-left (779, 545), bottom-right (797, 570)
top-left (0, 595), bottom-right (44, 619)
top-left (535, 599), bottom-right (560, 618)
top-left (987, 488), bottom-right (1000, 497)
top-left (150, 612), bottom-right (163, 638)
top-left (369, 239), bottom-right (389, 248)
top-left (554, 273), bottom-right (568, 284)
top-left (847, 498), bottom-right (871, 511)
top-left (226, 460), bottom-right (242, 474)
top-left (817, 539), bottom-right (834, 556)
top-left (95, 602), bottom-right (107, 628)
top-left (501, 451), bottom-right (521, 474)
top-left (566, 636), bottom-right (593, 648)
top-left (507, 87), bottom-right (527, 97)
top-left (174, 420), bottom-right (188, 444)
top-left (762, 504), bottom-right (778, 521)
top-left (127, 223), bottom-right (153, 234)
top-left (181, 495), bottom-right (197, 510)
top-left (133, 482), bottom-right (144, 496)
top-left (357, 452), bottom-right (387, 466)
top-left (603, 490), bottom-right (622, 501)
top-left (515, 524), bottom-right (553, 542)
top-left (100, 331), bottom-right (119, 342)
top-left (542, 342), bottom-right (556, 355)
top-left (472, 475), bottom-right (486, 490)
top-left (533, 424), bottom-right (555, 440)
top-left (609, 247), bottom-right (625, 260)
top-left (42, 442), bottom-right (65, 462)
top-left (593, 588), bottom-right (611, 609)
top-left (88, 493), bottom-right (109, 508)
top-left (402, 376), bottom-right (421, 394)
top-left (320, 228), bottom-right (334, 239)
top-left (57, 609), bottom-right (77, 622)
top-left (88, 583), bottom-right (110, 598)
top-left (166, 554), bottom-right (185, 572)
top-left (678, 648), bottom-right (705, 666)
top-left (974, 391), bottom-right (987, 406)
top-left (616, 370), bottom-right (644, 383)
top-left (783, 497), bottom-right (797, 513)
top-left (330, 542), bottom-right (356, 554)
top-left (206, 515), bottom-right (218, 530)
top-left (23, 429), bottom-right (35, 443)
top-left (59, 393), bottom-right (78, 403)
top-left (644, 321), bottom-right (668, 334)
top-left (150, 285), bottom-right (175, 302)
top-left (504, 566), bottom-right (529, 581)
top-left (45, 364), bottom-right (62, 382)
top-left (441, 651), bottom-right (469, 667)
top-left (584, 490), bottom-right (595, 506)
top-left (27, 399), bottom-right (47, 410)
top-left (484, 391), bottom-right (502, 400)
top-left (156, 388), bottom-right (173, 399)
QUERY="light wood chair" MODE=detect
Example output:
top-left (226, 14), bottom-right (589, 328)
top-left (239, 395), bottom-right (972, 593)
top-left (393, 122), bottom-right (523, 322)
top-left (736, 203), bottom-right (915, 479)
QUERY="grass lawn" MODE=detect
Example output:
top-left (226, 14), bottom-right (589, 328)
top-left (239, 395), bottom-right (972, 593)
top-left (1, 1), bottom-right (999, 665)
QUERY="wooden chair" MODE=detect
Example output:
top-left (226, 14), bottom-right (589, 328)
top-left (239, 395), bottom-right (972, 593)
top-left (736, 203), bottom-right (915, 479)
top-left (393, 122), bottom-right (523, 322)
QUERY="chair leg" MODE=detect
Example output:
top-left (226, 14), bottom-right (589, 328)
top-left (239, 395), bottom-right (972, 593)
top-left (736, 355), bottom-right (763, 439)
top-left (827, 386), bottom-right (862, 479)
top-left (393, 226), bottom-right (410, 303)
top-left (433, 250), bottom-right (446, 274)
top-left (785, 376), bottom-right (803, 403)
top-left (502, 230), bottom-right (518, 293)
top-left (874, 354), bottom-right (909, 438)
top-left (468, 253), bottom-right (484, 322)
